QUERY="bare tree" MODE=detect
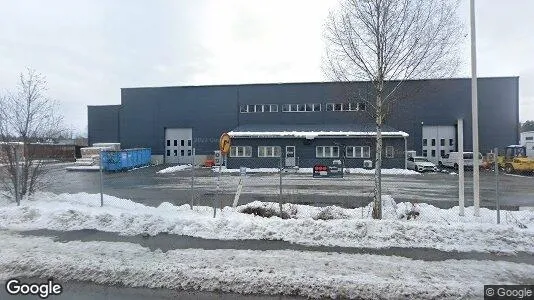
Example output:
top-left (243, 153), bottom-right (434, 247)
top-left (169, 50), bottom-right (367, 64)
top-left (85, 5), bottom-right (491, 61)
top-left (324, 0), bottom-right (463, 219)
top-left (0, 68), bottom-right (64, 204)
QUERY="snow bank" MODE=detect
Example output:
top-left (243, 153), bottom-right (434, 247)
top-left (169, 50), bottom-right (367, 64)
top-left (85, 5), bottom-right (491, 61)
top-left (214, 167), bottom-right (420, 175)
top-left (1, 232), bottom-right (532, 299)
top-left (157, 164), bottom-right (191, 174)
top-left (0, 193), bottom-right (533, 254)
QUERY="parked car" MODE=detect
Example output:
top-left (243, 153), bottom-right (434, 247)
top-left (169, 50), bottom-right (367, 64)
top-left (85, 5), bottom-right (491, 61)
top-left (439, 152), bottom-right (483, 170)
top-left (407, 156), bottom-right (438, 172)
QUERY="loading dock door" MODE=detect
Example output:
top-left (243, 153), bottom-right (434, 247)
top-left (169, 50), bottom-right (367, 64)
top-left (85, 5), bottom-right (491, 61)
top-left (422, 125), bottom-right (455, 164)
top-left (285, 146), bottom-right (296, 167)
top-left (165, 128), bottom-right (193, 164)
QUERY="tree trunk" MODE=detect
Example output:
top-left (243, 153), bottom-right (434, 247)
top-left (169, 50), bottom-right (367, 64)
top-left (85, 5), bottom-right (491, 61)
top-left (372, 92), bottom-right (383, 219)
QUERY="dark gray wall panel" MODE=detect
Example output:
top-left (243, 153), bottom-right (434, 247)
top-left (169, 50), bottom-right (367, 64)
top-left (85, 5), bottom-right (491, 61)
top-left (87, 105), bottom-right (120, 146)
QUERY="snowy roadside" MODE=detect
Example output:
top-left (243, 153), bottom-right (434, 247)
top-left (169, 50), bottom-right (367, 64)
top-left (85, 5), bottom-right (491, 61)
top-left (157, 164), bottom-right (192, 174)
top-left (0, 193), bottom-right (533, 254)
top-left (0, 232), bottom-right (532, 299)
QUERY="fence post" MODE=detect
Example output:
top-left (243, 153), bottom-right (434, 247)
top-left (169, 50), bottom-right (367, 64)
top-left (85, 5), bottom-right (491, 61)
top-left (99, 150), bottom-right (104, 207)
top-left (14, 146), bottom-right (20, 206)
top-left (214, 154), bottom-right (221, 218)
top-left (190, 148), bottom-right (195, 210)
top-left (279, 154), bottom-right (283, 215)
top-left (494, 147), bottom-right (500, 224)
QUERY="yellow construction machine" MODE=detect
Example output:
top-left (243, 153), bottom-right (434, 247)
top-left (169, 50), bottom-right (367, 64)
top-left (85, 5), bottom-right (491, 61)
top-left (490, 145), bottom-right (534, 174)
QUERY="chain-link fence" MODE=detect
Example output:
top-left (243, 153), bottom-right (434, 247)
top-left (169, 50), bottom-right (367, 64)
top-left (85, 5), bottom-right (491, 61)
top-left (2, 146), bottom-right (533, 226)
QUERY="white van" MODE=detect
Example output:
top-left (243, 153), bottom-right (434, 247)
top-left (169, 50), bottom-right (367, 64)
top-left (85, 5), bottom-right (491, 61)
top-left (439, 152), bottom-right (482, 169)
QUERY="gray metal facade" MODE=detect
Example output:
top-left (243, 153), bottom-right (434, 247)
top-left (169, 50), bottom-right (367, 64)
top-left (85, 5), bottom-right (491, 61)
top-left (88, 77), bottom-right (519, 158)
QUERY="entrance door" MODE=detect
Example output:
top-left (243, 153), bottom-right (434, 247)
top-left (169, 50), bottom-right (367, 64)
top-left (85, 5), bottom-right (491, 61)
top-left (422, 125), bottom-right (455, 164)
top-left (285, 146), bottom-right (296, 167)
top-left (165, 128), bottom-right (193, 164)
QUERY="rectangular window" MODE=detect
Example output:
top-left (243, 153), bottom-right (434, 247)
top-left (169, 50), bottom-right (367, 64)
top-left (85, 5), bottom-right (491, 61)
top-left (422, 150), bottom-right (428, 157)
top-left (431, 139), bottom-right (436, 146)
top-left (297, 104), bottom-right (305, 112)
top-left (255, 104), bottom-right (263, 112)
top-left (316, 146), bottom-right (339, 158)
top-left (181, 140), bottom-right (185, 146)
top-left (167, 140), bottom-right (170, 147)
top-left (358, 102), bottom-right (366, 111)
top-left (440, 150), bottom-right (445, 157)
top-left (440, 139), bottom-right (445, 146)
top-left (181, 150), bottom-right (185, 156)
top-left (282, 104), bottom-right (290, 112)
top-left (230, 146), bottom-right (252, 157)
top-left (270, 104), bottom-right (278, 112)
top-left (258, 146), bottom-right (281, 157)
top-left (342, 103), bottom-right (350, 111)
top-left (526, 136), bottom-right (534, 141)
top-left (385, 146), bottom-right (394, 158)
top-left (166, 150), bottom-right (170, 156)
top-left (174, 140), bottom-right (177, 146)
top-left (240, 105), bottom-right (248, 113)
top-left (346, 146), bottom-right (371, 158)
top-left (431, 150), bottom-right (436, 157)
top-left (313, 103), bottom-right (321, 111)
top-left (247, 104), bottom-right (255, 113)
top-left (305, 104), bottom-right (313, 112)
top-left (423, 139), bottom-right (427, 146)
top-left (449, 139), bottom-right (454, 146)
top-left (187, 149), bottom-right (191, 156)
top-left (291, 104), bottom-right (298, 112)
top-left (334, 103), bottom-right (342, 111)
top-left (326, 103), bottom-right (334, 111)
top-left (174, 150), bottom-right (177, 156)
top-left (188, 140), bottom-right (191, 146)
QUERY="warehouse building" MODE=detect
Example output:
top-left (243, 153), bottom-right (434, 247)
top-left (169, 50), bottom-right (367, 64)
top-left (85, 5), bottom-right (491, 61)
top-left (88, 77), bottom-right (519, 168)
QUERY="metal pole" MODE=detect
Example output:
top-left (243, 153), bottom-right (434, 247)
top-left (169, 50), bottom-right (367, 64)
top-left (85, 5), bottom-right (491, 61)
top-left (494, 147), bottom-right (500, 224)
top-left (279, 154), bottom-right (283, 215)
top-left (404, 136), bottom-right (407, 169)
top-left (99, 150), bottom-right (104, 207)
top-left (13, 146), bottom-right (20, 206)
top-left (470, 0), bottom-right (480, 216)
top-left (190, 148), bottom-right (195, 209)
top-left (214, 154), bottom-right (221, 218)
top-left (458, 119), bottom-right (465, 216)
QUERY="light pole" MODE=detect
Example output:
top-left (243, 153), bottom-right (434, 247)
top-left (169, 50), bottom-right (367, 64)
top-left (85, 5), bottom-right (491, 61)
top-left (470, 0), bottom-right (480, 216)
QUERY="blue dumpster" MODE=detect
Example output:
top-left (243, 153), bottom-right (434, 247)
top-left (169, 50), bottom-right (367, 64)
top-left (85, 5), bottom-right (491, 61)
top-left (101, 148), bottom-right (151, 172)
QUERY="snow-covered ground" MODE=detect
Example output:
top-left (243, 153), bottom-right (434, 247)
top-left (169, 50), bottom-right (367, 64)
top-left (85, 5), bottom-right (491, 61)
top-left (157, 164), bottom-right (191, 174)
top-left (0, 231), bottom-right (531, 299)
top-left (213, 166), bottom-right (421, 175)
top-left (0, 193), bottom-right (533, 254)
top-left (65, 166), bottom-right (100, 171)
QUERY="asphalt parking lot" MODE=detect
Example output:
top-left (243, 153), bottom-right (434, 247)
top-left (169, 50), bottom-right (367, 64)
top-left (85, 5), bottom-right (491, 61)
top-left (42, 164), bottom-right (534, 210)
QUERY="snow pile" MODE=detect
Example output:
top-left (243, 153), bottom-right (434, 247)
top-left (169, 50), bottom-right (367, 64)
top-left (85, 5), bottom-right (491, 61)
top-left (1, 193), bottom-right (534, 254)
top-left (1, 232), bottom-right (532, 299)
top-left (157, 164), bottom-right (192, 174)
top-left (214, 167), bottom-right (420, 175)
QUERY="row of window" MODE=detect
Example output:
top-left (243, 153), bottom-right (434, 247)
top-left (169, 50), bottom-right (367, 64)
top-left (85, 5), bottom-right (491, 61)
top-left (423, 138), bottom-right (454, 147)
top-left (239, 102), bottom-right (366, 113)
top-left (230, 145), bottom-right (394, 158)
top-left (423, 149), bottom-right (446, 158)
top-left (166, 139), bottom-right (192, 147)
top-left (166, 149), bottom-right (192, 157)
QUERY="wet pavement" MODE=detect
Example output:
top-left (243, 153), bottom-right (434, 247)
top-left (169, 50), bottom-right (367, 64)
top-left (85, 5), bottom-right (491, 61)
top-left (16, 229), bottom-right (534, 265)
top-left (42, 164), bottom-right (534, 210)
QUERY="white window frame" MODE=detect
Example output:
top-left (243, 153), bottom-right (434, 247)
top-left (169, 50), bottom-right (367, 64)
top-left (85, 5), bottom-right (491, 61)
top-left (316, 146), bottom-right (339, 158)
top-left (385, 146), bottom-right (394, 158)
top-left (346, 146), bottom-right (371, 158)
top-left (269, 104), bottom-right (278, 112)
top-left (258, 146), bottom-right (281, 157)
top-left (230, 146), bottom-right (252, 157)
top-left (326, 103), bottom-right (334, 111)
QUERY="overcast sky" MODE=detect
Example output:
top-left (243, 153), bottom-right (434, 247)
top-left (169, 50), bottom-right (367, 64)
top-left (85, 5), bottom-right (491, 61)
top-left (0, 0), bottom-right (532, 134)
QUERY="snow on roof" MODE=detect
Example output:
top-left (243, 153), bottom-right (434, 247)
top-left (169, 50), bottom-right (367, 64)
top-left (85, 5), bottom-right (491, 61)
top-left (228, 130), bottom-right (409, 138)
top-left (228, 124), bottom-right (409, 138)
